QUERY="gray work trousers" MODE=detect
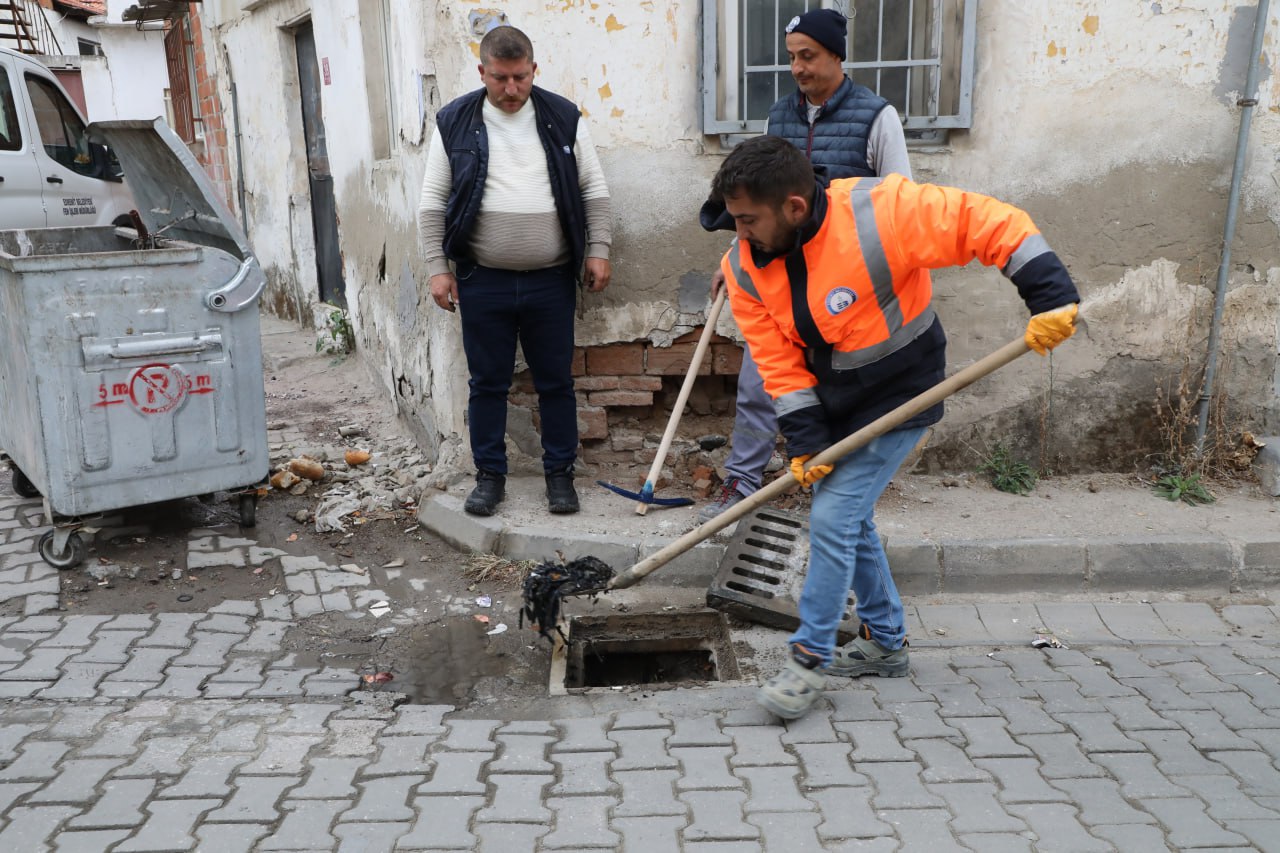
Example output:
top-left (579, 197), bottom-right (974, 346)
top-left (723, 344), bottom-right (780, 497)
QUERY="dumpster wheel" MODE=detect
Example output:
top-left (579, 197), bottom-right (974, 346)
top-left (239, 494), bottom-right (257, 528)
top-left (38, 530), bottom-right (86, 570)
top-left (11, 468), bottom-right (41, 499)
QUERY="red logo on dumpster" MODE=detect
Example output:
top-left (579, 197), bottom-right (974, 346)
top-left (129, 363), bottom-right (188, 415)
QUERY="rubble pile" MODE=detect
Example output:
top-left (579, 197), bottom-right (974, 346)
top-left (265, 421), bottom-right (433, 531)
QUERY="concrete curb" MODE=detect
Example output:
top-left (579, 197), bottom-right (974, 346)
top-left (419, 494), bottom-right (1280, 593)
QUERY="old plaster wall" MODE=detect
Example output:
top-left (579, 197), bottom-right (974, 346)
top-left (78, 2), bottom-right (168, 123)
top-left (905, 1), bottom-right (1280, 470)
top-left (202, 0), bottom-right (1280, 474)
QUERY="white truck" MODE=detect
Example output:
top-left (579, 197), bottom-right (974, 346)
top-left (0, 46), bottom-right (133, 229)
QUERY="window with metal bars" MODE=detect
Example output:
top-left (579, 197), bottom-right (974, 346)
top-left (701, 0), bottom-right (976, 142)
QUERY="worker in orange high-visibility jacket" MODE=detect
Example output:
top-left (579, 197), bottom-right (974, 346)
top-left (700, 135), bottom-right (1079, 721)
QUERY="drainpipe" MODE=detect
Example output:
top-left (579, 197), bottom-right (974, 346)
top-left (222, 45), bottom-right (249, 235)
top-left (1196, 0), bottom-right (1271, 453)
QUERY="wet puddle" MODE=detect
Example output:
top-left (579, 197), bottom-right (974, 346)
top-left (290, 614), bottom-right (510, 705)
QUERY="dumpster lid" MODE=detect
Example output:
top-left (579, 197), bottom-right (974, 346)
top-left (87, 118), bottom-right (251, 262)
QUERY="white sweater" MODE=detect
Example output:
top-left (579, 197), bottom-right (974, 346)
top-left (418, 97), bottom-right (612, 277)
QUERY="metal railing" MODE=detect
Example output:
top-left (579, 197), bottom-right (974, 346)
top-left (0, 0), bottom-right (64, 57)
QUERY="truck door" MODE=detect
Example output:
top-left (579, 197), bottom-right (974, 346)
top-left (22, 71), bottom-right (119, 227)
top-left (0, 59), bottom-right (45, 229)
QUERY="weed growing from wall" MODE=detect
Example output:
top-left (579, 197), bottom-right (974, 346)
top-left (979, 443), bottom-right (1038, 495)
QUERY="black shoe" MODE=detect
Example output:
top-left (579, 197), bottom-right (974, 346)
top-left (545, 468), bottom-right (579, 514)
top-left (465, 470), bottom-right (505, 516)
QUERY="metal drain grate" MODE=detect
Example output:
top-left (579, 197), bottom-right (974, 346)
top-left (706, 507), bottom-right (859, 641)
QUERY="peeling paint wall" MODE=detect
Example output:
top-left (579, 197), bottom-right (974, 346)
top-left (201, 0), bottom-right (1280, 473)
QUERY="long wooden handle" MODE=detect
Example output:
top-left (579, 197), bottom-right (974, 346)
top-left (636, 289), bottom-right (729, 515)
top-left (609, 336), bottom-right (1031, 588)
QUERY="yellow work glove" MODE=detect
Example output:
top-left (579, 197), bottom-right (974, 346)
top-left (789, 454), bottom-right (833, 487)
top-left (1025, 303), bottom-right (1079, 355)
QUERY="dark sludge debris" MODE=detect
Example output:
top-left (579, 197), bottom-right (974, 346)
top-left (520, 556), bottom-right (614, 643)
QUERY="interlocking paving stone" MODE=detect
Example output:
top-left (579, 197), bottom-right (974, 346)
top-left (51, 829), bottom-right (135, 852)
top-left (1015, 732), bottom-right (1105, 779)
top-left (439, 719), bottom-right (498, 752)
top-left (909, 737), bottom-right (993, 783)
top-left (611, 769), bottom-right (686, 817)
top-left (806, 787), bottom-right (894, 840)
top-left (746, 809), bottom-right (824, 850)
top-left (418, 751), bottom-right (488, 795)
top-left (1166, 709), bottom-right (1262, 751)
top-left (928, 781), bottom-right (1026, 834)
top-left (159, 755), bottom-right (245, 799)
top-left (1004, 803), bottom-right (1110, 852)
top-left (541, 794), bottom-right (621, 848)
top-left (780, 708), bottom-right (838, 744)
top-left (550, 751), bottom-right (617, 796)
top-left (1175, 773), bottom-right (1280, 820)
top-left (826, 690), bottom-right (893, 721)
top-left (883, 700), bottom-right (960, 740)
top-left (974, 758), bottom-right (1070, 804)
top-left (360, 734), bottom-right (435, 777)
top-left (1048, 777), bottom-right (1156, 826)
top-left (0, 741), bottom-right (70, 781)
top-left (1089, 752), bottom-right (1190, 799)
top-left (610, 727), bottom-right (679, 771)
top-left (959, 665), bottom-right (1039, 700)
top-left (258, 798), bottom-right (349, 850)
top-left (114, 798), bottom-right (222, 852)
top-left (791, 741), bottom-right (869, 788)
top-left (1089, 823), bottom-right (1174, 850)
top-left (949, 717), bottom-right (1031, 758)
top-left (877, 808), bottom-right (967, 852)
top-left (954, 832), bottom-right (1035, 853)
top-left (669, 715), bottom-right (733, 748)
top-left (859, 761), bottom-right (946, 809)
top-left (1031, 681), bottom-right (1103, 714)
top-left (68, 778), bottom-right (154, 829)
top-left (1129, 728), bottom-right (1231, 776)
top-left (926, 682), bottom-right (1001, 718)
top-left (1054, 712), bottom-right (1145, 753)
top-left (1204, 690), bottom-right (1280, 730)
top-left (483, 727), bottom-right (555, 773)
top-left (735, 766), bottom-right (815, 814)
top-left (553, 717), bottom-right (617, 753)
top-left (1095, 695), bottom-right (1182, 731)
top-left (26, 757), bottom-right (122, 803)
top-left (42, 614), bottom-right (112, 646)
top-left (984, 697), bottom-right (1066, 736)
top-left (291, 758), bottom-right (366, 800)
top-left (613, 709), bottom-right (672, 730)
top-left (723, 725), bottom-right (796, 767)
top-left (384, 705), bottom-right (450, 736)
top-left (475, 773), bottom-right (552, 823)
top-left (206, 774), bottom-right (300, 822)
top-left (471, 821), bottom-right (550, 852)
top-left (673, 746), bottom-right (741, 791)
top-left (1224, 818), bottom-right (1280, 850)
top-left (0, 805), bottom-right (82, 851)
top-left (1209, 750), bottom-right (1280, 798)
top-left (835, 720), bottom-right (914, 762)
top-left (1223, 671), bottom-right (1280, 708)
top-left (679, 789), bottom-right (758, 841)
top-left (333, 821), bottom-right (410, 852)
top-left (609, 816), bottom-right (687, 851)
top-left (341, 774), bottom-right (418, 822)
top-left (1140, 797), bottom-right (1250, 848)
top-left (396, 794), bottom-right (483, 850)
top-left (1153, 602), bottom-right (1238, 640)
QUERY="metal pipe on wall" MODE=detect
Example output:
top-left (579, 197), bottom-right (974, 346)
top-left (1196, 0), bottom-right (1272, 453)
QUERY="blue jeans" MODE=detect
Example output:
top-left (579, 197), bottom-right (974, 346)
top-left (790, 426), bottom-right (927, 666)
top-left (723, 344), bottom-right (778, 496)
top-left (456, 263), bottom-right (578, 475)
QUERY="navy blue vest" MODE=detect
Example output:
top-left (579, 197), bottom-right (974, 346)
top-left (434, 86), bottom-right (586, 274)
top-left (766, 77), bottom-right (889, 179)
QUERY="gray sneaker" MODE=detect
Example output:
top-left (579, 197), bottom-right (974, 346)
top-left (757, 654), bottom-right (826, 720)
top-left (698, 476), bottom-right (746, 523)
top-left (828, 625), bottom-right (909, 678)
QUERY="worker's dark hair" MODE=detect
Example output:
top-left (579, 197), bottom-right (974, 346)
top-left (480, 25), bottom-right (535, 65)
top-left (710, 134), bottom-right (813, 208)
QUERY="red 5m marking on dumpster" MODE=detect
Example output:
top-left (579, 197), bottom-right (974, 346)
top-left (93, 364), bottom-right (216, 412)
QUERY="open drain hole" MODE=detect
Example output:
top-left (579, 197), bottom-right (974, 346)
top-left (562, 611), bottom-right (739, 690)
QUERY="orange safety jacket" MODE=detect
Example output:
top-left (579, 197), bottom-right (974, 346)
top-left (719, 173), bottom-right (1077, 456)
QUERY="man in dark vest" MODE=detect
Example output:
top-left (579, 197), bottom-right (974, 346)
top-left (701, 8), bottom-right (914, 523)
top-left (418, 25), bottom-right (613, 517)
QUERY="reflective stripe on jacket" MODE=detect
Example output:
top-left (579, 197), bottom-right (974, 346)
top-left (722, 174), bottom-right (1072, 419)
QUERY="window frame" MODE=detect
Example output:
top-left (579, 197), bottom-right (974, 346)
top-left (700, 0), bottom-right (978, 138)
top-left (24, 73), bottom-right (94, 175)
top-left (0, 66), bottom-right (23, 152)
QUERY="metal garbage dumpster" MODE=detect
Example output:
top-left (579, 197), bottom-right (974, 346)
top-left (0, 118), bottom-right (269, 569)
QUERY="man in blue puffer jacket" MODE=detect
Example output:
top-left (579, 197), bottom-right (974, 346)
top-left (701, 7), bottom-right (916, 522)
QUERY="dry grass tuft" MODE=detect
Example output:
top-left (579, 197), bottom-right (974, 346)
top-left (462, 553), bottom-right (536, 588)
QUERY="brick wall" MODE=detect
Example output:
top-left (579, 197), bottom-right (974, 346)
top-left (512, 326), bottom-right (744, 466)
top-left (184, 4), bottom-right (236, 213)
